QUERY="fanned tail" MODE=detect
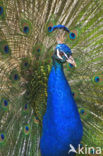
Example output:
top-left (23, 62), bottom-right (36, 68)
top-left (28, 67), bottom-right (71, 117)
top-left (0, 0), bottom-right (103, 155)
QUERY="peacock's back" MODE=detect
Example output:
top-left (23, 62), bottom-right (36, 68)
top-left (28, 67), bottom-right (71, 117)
top-left (0, 0), bottom-right (103, 156)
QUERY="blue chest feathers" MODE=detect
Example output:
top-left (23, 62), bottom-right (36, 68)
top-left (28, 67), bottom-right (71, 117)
top-left (40, 63), bottom-right (83, 156)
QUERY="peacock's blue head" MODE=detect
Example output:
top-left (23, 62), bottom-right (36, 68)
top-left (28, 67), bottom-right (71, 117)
top-left (52, 43), bottom-right (77, 67)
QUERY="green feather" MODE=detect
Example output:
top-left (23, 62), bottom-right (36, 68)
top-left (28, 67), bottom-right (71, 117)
top-left (0, 0), bottom-right (103, 155)
top-left (0, 40), bottom-right (11, 57)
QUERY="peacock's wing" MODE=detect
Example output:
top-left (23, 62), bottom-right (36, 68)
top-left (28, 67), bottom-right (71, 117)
top-left (0, 0), bottom-right (103, 156)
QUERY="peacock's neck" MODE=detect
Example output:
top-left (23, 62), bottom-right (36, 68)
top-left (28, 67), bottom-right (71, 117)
top-left (47, 59), bottom-right (79, 120)
top-left (41, 59), bottom-right (83, 155)
top-left (52, 59), bottom-right (63, 70)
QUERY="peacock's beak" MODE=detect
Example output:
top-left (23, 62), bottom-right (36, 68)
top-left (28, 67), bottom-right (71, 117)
top-left (66, 56), bottom-right (77, 67)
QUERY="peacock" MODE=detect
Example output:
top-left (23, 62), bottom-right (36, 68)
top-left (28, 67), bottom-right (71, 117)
top-left (40, 26), bottom-right (83, 156)
top-left (0, 0), bottom-right (103, 156)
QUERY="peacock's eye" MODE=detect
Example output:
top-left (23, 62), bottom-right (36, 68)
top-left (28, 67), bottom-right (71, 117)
top-left (60, 52), bottom-right (64, 57)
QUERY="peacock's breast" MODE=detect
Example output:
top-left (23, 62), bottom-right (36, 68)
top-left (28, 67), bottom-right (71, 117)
top-left (40, 65), bottom-right (83, 156)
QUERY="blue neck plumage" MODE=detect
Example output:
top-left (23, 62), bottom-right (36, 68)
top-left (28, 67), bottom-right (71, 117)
top-left (40, 57), bottom-right (83, 156)
top-left (52, 58), bottom-right (63, 70)
top-left (47, 59), bottom-right (79, 119)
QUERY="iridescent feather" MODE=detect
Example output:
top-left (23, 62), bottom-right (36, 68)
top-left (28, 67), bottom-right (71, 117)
top-left (0, 0), bottom-right (103, 156)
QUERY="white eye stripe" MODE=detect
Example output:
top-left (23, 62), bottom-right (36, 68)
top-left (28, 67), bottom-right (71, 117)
top-left (57, 49), bottom-right (63, 60)
top-left (63, 53), bottom-right (68, 59)
top-left (56, 49), bottom-right (71, 60)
